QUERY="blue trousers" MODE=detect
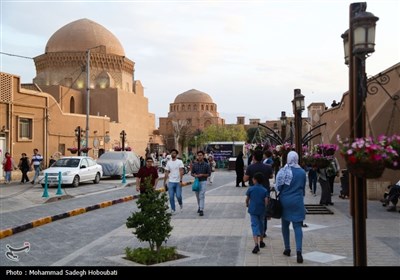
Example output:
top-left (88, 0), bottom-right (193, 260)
top-left (281, 219), bottom-right (303, 252)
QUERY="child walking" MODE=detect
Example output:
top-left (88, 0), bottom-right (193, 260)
top-left (245, 172), bottom-right (270, 254)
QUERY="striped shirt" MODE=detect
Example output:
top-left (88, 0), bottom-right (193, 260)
top-left (32, 154), bottom-right (43, 166)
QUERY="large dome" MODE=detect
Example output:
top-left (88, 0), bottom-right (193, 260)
top-left (174, 89), bottom-right (213, 103)
top-left (45, 18), bottom-right (125, 56)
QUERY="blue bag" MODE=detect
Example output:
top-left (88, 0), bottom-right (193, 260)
top-left (192, 178), bottom-right (200, 192)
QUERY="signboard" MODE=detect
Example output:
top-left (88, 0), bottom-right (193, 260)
top-left (207, 144), bottom-right (233, 162)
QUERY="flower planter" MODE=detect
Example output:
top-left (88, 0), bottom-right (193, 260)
top-left (385, 157), bottom-right (400, 170)
top-left (347, 160), bottom-right (385, 179)
top-left (67, 148), bottom-right (78, 154)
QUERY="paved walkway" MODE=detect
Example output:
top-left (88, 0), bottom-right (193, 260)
top-left (1, 172), bottom-right (399, 266)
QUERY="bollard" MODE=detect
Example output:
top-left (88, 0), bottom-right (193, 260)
top-left (42, 173), bottom-right (49, 198)
top-left (121, 165), bottom-right (127, 184)
top-left (56, 171), bottom-right (63, 195)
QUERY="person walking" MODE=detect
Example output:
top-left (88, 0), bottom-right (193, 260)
top-left (136, 157), bottom-right (159, 194)
top-left (163, 149), bottom-right (184, 214)
top-left (235, 151), bottom-right (246, 187)
top-left (191, 151), bottom-right (211, 216)
top-left (30, 148), bottom-right (43, 184)
top-left (208, 155), bottom-right (216, 184)
top-left (244, 149), bottom-right (273, 237)
top-left (245, 172), bottom-right (269, 254)
top-left (2, 152), bottom-right (17, 184)
top-left (276, 151), bottom-right (306, 264)
top-left (316, 166), bottom-right (333, 206)
top-left (18, 153), bottom-right (31, 184)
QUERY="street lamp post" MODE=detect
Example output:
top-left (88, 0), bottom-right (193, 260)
top-left (85, 49), bottom-right (90, 150)
top-left (292, 89), bottom-right (305, 164)
top-left (75, 126), bottom-right (81, 156)
top-left (341, 2), bottom-right (378, 266)
top-left (120, 130), bottom-right (126, 151)
top-left (280, 111), bottom-right (287, 144)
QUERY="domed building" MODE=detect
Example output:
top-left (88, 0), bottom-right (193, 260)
top-left (0, 18), bottom-right (157, 168)
top-left (159, 89), bottom-right (225, 150)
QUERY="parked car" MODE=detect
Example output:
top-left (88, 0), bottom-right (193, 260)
top-left (38, 156), bottom-right (103, 188)
top-left (97, 151), bottom-right (141, 177)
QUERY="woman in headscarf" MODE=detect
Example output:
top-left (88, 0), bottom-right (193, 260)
top-left (275, 151), bottom-right (306, 263)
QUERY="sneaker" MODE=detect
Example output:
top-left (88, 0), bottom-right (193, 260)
top-left (197, 208), bottom-right (200, 213)
top-left (170, 210), bottom-right (176, 215)
top-left (259, 241), bottom-right (266, 248)
top-left (199, 210), bottom-right (204, 216)
top-left (180, 204), bottom-right (183, 211)
top-left (387, 206), bottom-right (397, 212)
top-left (252, 245), bottom-right (260, 254)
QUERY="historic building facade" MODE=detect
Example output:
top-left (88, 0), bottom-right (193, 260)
top-left (0, 18), bottom-right (156, 179)
top-left (159, 89), bottom-right (225, 150)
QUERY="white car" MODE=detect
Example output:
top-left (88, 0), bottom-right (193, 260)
top-left (39, 156), bottom-right (103, 187)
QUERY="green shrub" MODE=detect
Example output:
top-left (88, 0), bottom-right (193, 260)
top-left (125, 246), bottom-right (180, 265)
top-left (126, 176), bottom-right (174, 264)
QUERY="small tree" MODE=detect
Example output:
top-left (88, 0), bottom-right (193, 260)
top-left (126, 177), bottom-right (173, 257)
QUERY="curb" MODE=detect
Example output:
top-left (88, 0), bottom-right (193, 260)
top-left (0, 194), bottom-right (139, 239)
top-left (0, 180), bottom-right (193, 240)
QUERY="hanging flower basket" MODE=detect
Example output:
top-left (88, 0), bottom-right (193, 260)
top-left (380, 135), bottom-right (400, 170)
top-left (67, 147), bottom-right (78, 154)
top-left (79, 147), bottom-right (92, 153)
top-left (385, 157), bottom-right (400, 170)
top-left (347, 160), bottom-right (385, 179)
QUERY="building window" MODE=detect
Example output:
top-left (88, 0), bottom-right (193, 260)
top-left (211, 105), bottom-right (214, 111)
top-left (188, 105), bottom-right (191, 111)
top-left (201, 105), bottom-right (204, 110)
top-left (18, 117), bottom-right (33, 140)
top-left (206, 105), bottom-right (209, 110)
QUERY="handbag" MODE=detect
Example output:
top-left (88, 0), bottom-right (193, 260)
top-left (192, 178), bottom-right (200, 192)
top-left (265, 189), bottom-right (282, 219)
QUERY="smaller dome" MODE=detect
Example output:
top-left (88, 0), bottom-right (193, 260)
top-left (174, 89), bottom-right (213, 103)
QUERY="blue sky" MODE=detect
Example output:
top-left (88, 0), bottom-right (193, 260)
top-left (1, 0), bottom-right (399, 124)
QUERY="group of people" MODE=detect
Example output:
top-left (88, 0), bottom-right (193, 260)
top-left (243, 149), bottom-right (306, 263)
top-left (2, 149), bottom-right (43, 185)
top-left (135, 148), bottom-right (214, 217)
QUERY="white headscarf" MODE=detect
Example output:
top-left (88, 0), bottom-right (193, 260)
top-left (276, 151), bottom-right (301, 187)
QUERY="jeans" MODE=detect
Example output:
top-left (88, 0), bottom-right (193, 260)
top-left (281, 219), bottom-right (303, 252)
top-left (4, 171), bottom-right (11, 182)
top-left (308, 170), bottom-right (317, 194)
top-left (168, 182), bottom-right (182, 211)
top-left (195, 180), bottom-right (207, 210)
top-left (32, 165), bottom-right (41, 183)
top-left (250, 214), bottom-right (264, 236)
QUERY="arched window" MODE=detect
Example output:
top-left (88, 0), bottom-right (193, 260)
top-left (182, 105), bottom-right (185, 111)
top-left (70, 96), bottom-right (75, 113)
top-left (194, 105), bottom-right (197, 111)
top-left (211, 105), bottom-right (214, 111)
top-left (188, 104), bottom-right (191, 111)
top-left (206, 105), bottom-right (209, 110)
top-left (201, 105), bottom-right (204, 110)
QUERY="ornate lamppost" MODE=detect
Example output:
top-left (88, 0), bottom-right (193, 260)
top-left (120, 130), bottom-right (127, 151)
top-left (341, 2), bottom-right (378, 266)
top-left (280, 111), bottom-right (287, 143)
top-left (292, 89), bottom-right (305, 164)
top-left (75, 126), bottom-right (81, 156)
